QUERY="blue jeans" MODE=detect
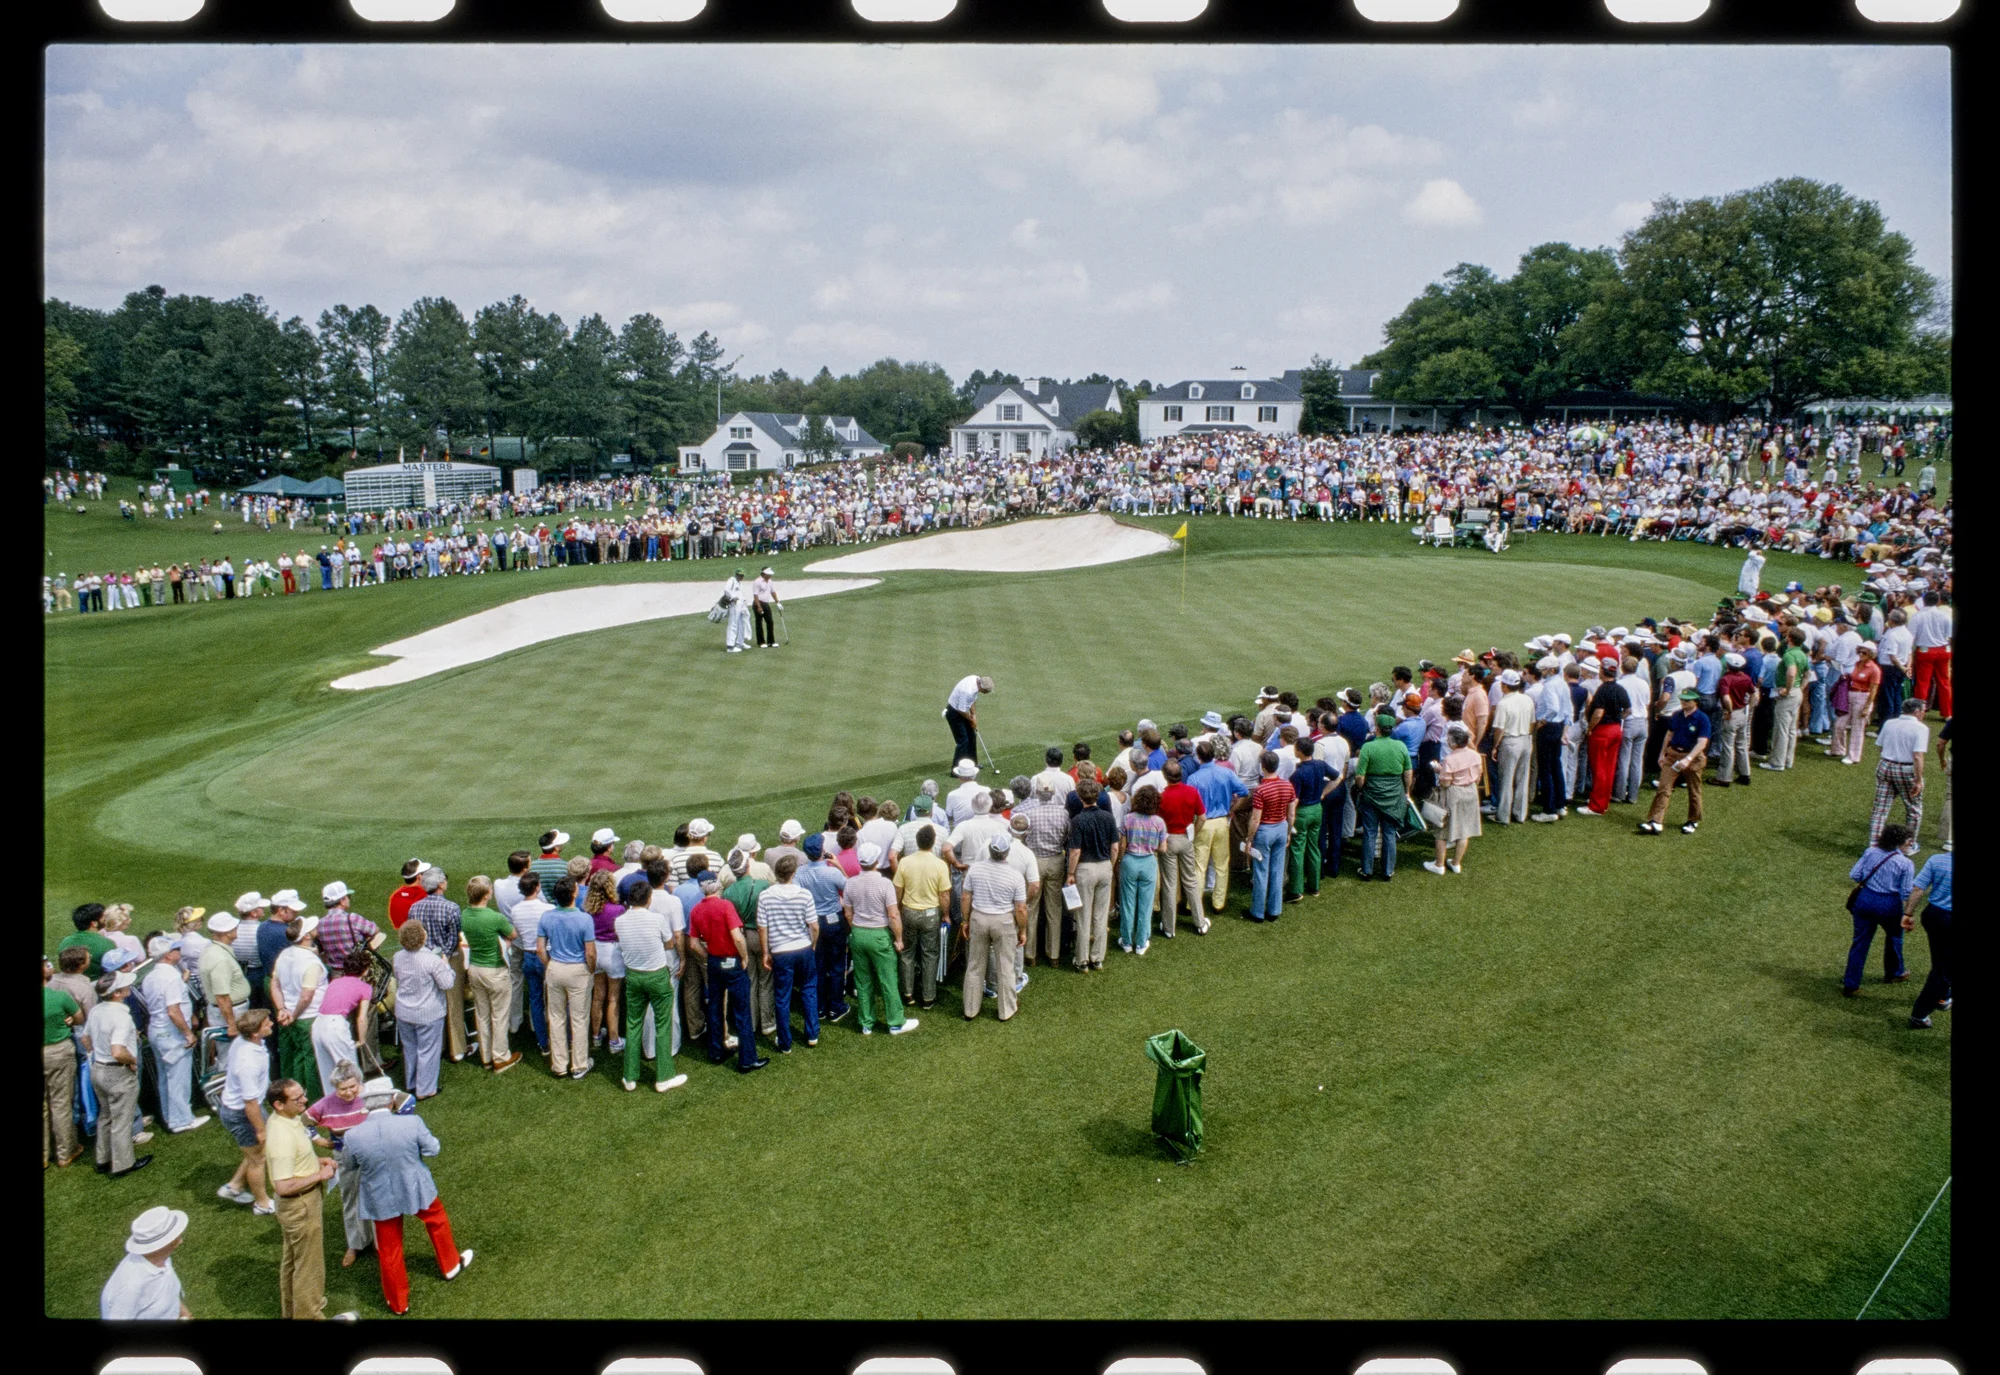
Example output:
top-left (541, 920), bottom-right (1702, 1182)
top-left (1249, 822), bottom-right (1288, 919)
top-left (1359, 799), bottom-right (1400, 878)
top-left (1809, 673), bottom-right (1832, 736)
top-left (771, 947), bottom-right (820, 1050)
top-left (705, 956), bottom-right (757, 1068)
top-left (1117, 853), bottom-right (1159, 949)
top-left (151, 1037), bottom-right (196, 1131)
top-left (1844, 901), bottom-right (1906, 991)
top-left (1318, 783), bottom-right (1347, 879)
top-left (816, 919), bottom-right (849, 1019)
top-left (521, 951), bottom-right (549, 1051)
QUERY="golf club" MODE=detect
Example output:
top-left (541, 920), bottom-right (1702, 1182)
top-left (776, 604), bottom-right (790, 646)
top-left (977, 729), bottom-right (998, 774)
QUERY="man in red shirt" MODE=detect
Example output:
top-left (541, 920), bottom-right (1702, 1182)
top-left (687, 881), bottom-right (764, 1073)
top-left (387, 859), bottom-right (429, 930)
top-left (587, 829), bottom-right (620, 874)
top-left (1155, 760), bottom-right (1207, 937)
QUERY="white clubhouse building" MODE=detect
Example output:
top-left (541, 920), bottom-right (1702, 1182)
top-left (679, 412), bottom-right (885, 473)
top-left (1136, 371), bottom-right (1303, 442)
top-left (949, 379), bottom-right (1124, 458)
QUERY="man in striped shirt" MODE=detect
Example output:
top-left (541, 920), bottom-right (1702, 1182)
top-left (406, 870), bottom-right (469, 1064)
top-left (527, 831), bottom-right (572, 904)
top-left (613, 881), bottom-right (687, 1093)
top-left (757, 856), bottom-right (821, 1053)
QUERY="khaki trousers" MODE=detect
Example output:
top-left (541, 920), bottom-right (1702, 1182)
top-left (467, 964), bottom-right (511, 1063)
top-left (276, 1186), bottom-right (327, 1319)
top-left (962, 909), bottom-right (1020, 1020)
top-left (1191, 817), bottom-right (1232, 912)
top-left (1031, 855), bottom-right (1067, 962)
top-left (43, 1041), bottom-right (77, 1166)
top-left (1158, 831), bottom-right (1198, 935)
top-left (1073, 860), bottom-right (1114, 967)
top-left (92, 1062), bottom-right (139, 1172)
top-left (1646, 745), bottom-right (1705, 825)
top-left (545, 960), bottom-right (593, 1074)
top-left (680, 955), bottom-right (707, 1039)
top-left (442, 951), bottom-right (469, 1060)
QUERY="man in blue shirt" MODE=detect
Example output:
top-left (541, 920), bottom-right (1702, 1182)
top-left (1903, 851), bottom-right (1952, 1028)
top-left (534, 878), bottom-right (597, 1079)
top-left (1640, 690), bottom-right (1711, 835)
top-left (672, 857), bottom-right (716, 1046)
top-left (1691, 634), bottom-right (1725, 717)
top-left (1187, 741), bottom-right (1249, 918)
top-left (794, 835), bottom-right (852, 1023)
top-left (1529, 661), bottom-right (1573, 822)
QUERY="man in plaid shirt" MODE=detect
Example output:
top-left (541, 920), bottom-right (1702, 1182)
top-left (315, 881), bottom-right (379, 971)
top-left (406, 870), bottom-right (469, 1064)
top-left (1013, 782), bottom-right (1070, 971)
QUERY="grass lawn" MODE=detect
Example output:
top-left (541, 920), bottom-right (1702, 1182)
top-left (42, 486), bottom-right (1950, 1320)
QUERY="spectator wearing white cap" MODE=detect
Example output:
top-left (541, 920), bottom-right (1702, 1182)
top-left (1830, 642), bottom-right (1881, 766)
top-left (845, 842), bottom-right (915, 1035)
top-left (1713, 651), bottom-right (1759, 784)
top-left (588, 827), bottom-right (621, 875)
top-left (200, 914), bottom-right (251, 1037)
top-left (671, 818), bottom-right (722, 886)
top-left (528, 830), bottom-right (571, 901)
top-left (271, 916), bottom-right (329, 1100)
top-left (1489, 669), bottom-right (1535, 824)
top-left (943, 757), bottom-right (986, 831)
top-left (100, 1206), bottom-right (190, 1319)
top-left (230, 891), bottom-right (271, 1006)
top-left (963, 833), bottom-right (1029, 1021)
top-left (258, 891), bottom-right (310, 1012)
top-left (140, 937), bottom-right (209, 1135)
top-left (43, 956), bottom-right (87, 1168)
top-left (722, 839), bottom-right (779, 1042)
top-left (82, 970), bottom-right (151, 1176)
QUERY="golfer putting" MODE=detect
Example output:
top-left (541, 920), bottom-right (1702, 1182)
top-left (943, 673), bottom-right (993, 771)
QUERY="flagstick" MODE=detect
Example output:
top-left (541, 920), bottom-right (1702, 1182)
top-left (1180, 525), bottom-right (1188, 612)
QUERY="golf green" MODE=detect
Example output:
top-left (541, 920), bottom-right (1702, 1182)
top-left (42, 496), bottom-right (1951, 1320)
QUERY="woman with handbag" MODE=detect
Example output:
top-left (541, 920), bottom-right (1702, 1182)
top-left (1829, 643), bottom-right (1881, 765)
top-left (1423, 725), bottom-right (1485, 875)
top-left (1842, 824), bottom-right (1914, 997)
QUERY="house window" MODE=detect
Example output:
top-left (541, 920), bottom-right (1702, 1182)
top-left (727, 452), bottom-right (748, 471)
top-left (1162, 405), bottom-right (1183, 422)
top-left (1207, 406), bottom-right (1235, 422)
top-left (785, 452), bottom-right (797, 469)
top-left (1259, 406), bottom-right (1279, 423)
top-left (1187, 384), bottom-right (1203, 400)
top-left (998, 404), bottom-right (1021, 422)
top-left (729, 426), bottom-right (751, 440)
top-left (1242, 384), bottom-right (1256, 400)
top-left (1013, 432), bottom-right (1031, 453)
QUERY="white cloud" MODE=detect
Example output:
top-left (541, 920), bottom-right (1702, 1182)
top-left (1010, 217), bottom-right (1039, 248)
top-left (785, 320), bottom-right (906, 356)
top-left (1109, 283), bottom-right (1175, 312)
top-left (1610, 199), bottom-right (1655, 233)
top-left (1510, 87), bottom-right (1575, 133)
top-left (1403, 178), bottom-right (1484, 227)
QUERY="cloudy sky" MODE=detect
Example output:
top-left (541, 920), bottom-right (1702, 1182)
top-left (45, 44), bottom-right (1949, 385)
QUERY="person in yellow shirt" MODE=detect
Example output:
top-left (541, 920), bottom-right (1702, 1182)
top-left (891, 825), bottom-right (951, 1010)
top-left (263, 1078), bottom-right (353, 1321)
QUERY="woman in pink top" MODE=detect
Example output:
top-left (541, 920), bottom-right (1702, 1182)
top-left (311, 949), bottom-right (375, 1096)
top-left (305, 1063), bottom-right (410, 1267)
top-left (1425, 724), bottom-right (1487, 876)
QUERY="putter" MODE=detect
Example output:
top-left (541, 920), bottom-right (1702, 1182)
top-left (776, 604), bottom-right (790, 646)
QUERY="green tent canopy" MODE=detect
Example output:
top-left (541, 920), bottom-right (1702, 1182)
top-left (236, 475), bottom-right (345, 499)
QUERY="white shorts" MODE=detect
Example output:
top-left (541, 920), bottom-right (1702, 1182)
top-left (596, 942), bottom-right (627, 979)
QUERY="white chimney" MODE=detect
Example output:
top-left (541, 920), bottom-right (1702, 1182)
top-left (1022, 378), bottom-right (1040, 395)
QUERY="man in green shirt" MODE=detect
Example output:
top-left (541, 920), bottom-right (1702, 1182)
top-left (198, 915), bottom-right (252, 1037)
top-left (43, 959), bottom-right (85, 1167)
top-left (459, 878), bottom-right (521, 1075)
top-left (59, 904), bottom-right (118, 979)
top-left (722, 853), bottom-right (777, 1042)
top-left (1763, 625), bottom-right (1813, 771)
top-left (1352, 713), bottom-right (1415, 881)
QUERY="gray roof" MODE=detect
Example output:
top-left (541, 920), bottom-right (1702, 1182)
top-left (1277, 367), bottom-right (1381, 399)
top-left (739, 412), bottom-right (882, 450)
top-left (963, 381), bottom-right (1121, 428)
top-left (1150, 377), bottom-right (1302, 403)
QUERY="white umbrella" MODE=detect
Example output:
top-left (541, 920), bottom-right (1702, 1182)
top-left (1568, 425), bottom-right (1607, 443)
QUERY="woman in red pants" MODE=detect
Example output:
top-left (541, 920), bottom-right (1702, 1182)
top-left (1578, 658), bottom-right (1633, 816)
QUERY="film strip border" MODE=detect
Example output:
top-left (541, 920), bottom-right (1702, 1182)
top-left (50, 0), bottom-right (1971, 37)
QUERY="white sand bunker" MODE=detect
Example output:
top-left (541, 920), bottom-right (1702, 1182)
top-left (331, 578), bottom-right (878, 690)
top-left (805, 513), bottom-right (1175, 575)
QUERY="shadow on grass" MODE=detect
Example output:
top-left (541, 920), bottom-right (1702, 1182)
top-left (1747, 959), bottom-right (1951, 1060)
top-left (1081, 1114), bottom-right (1169, 1161)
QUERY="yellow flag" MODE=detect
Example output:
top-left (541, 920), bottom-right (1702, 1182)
top-left (1173, 522), bottom-right (1188, 540)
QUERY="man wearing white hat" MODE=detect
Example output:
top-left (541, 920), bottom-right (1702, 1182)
top-left (271, 914), bottom-right (329, 1100)
top-left (141, 937), bottom-right (209, 1135)
top-left (845, 842), bottom-right (916, 1036)
top-left (201, 913), bottom-right (251, 1038)
top-left (1489, 669), bottom-right (1535, 825)
top-left (408, 868), bottom-right (471, 1064)
top-left (943, 673), bottom-right (993, 771)
top-left (963, 833), bottom-right (1029, 1022)
top-left (750, 565), bottom-right (782, 648)
top-left (230, 891), bottom-right (271, 1008)
top-left (528, 830), bottom-right (572, 901)
top-left (943, 758), bottom-right (986, 832)
top-left (1737, 542), bottom-right (1766, 596)
top-left (82, 970), bottom-right (152, 1176)
top-left (671, 818), bottom-right (722, 886)
top-left (100, 1206), bottom-right (190, 1319)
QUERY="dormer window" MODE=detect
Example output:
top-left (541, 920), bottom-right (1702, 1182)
top-left (729, 426), bottom-right (752, 440)
top-left (998, 404), bottom-right (1021, 422)
top-left (1188, 384), bottom-right (1204, 400)
top-left (1241, 384), bottom-right (1255, 400)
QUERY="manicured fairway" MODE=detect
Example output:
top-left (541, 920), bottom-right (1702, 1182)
top-left (42, 495), bottom-right (1950, 1320)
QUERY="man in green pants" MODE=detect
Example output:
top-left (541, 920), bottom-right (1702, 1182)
top-left (613, 880), bottom-right (687, 1093)
top-left (845, 843), bottom-right (917, 1036)
top-left (1285, 737), bottom-right (1338, 901)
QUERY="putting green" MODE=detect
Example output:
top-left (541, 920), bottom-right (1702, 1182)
top-left (179, 552), bottom-right (1715, 834)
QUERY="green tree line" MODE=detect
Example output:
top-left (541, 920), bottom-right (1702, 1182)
top-left (1362, 178), bottom-right (1950, 422)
